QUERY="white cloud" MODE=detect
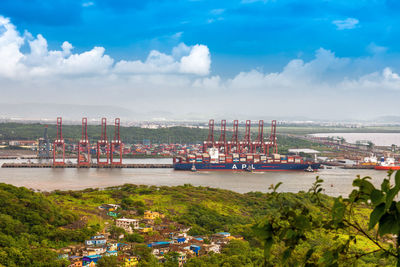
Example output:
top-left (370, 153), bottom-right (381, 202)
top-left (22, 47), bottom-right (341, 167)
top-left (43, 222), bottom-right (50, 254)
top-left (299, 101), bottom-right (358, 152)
top-left (180, 45), bottom-right (210, 75)
top-left (0, 15), bottom-right (398, 120)
top-left (210, 9), bottom-right (225, 15)
top-left (332, 18), bottom-right (359, 30)
top-left (367, 42), bottom-right (388, 54)
top-left (82, 1), bottom-right (94, 7)
top-left (0, 16), bottom-right (26, 78)
top-left (0, 16), bottom-right (211, 78)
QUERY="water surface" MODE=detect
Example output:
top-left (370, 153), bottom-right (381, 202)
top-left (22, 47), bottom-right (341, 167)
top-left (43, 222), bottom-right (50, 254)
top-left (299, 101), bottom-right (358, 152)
top-left (0, 158), bottom-right (389, 197)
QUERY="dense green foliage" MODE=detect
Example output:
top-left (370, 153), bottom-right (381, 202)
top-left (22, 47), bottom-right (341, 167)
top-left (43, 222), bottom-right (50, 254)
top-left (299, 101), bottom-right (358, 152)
top-left (3, 171), bottom-right (400, 266)
top-left (254, 173), bottom-right (400, 266)
top-left (0, 122), bottom-right (209, 144)
top-left (186, 240), bottom-right (264, 266)
top-left (1, 122), bottom-right (399, 144)
top-left (0, 183), bottom-right (100, 266)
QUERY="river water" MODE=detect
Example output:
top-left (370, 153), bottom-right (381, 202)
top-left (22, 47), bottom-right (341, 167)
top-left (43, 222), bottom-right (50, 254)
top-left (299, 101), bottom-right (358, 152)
top-left (0, 158), bottom-right (391, 197)
top-left (310, 133), bottom-right (400, 146)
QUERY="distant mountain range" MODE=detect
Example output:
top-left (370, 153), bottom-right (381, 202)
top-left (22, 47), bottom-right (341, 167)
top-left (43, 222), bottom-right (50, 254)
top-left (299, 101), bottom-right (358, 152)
top-left (0, 102), bottom-right (399, 124)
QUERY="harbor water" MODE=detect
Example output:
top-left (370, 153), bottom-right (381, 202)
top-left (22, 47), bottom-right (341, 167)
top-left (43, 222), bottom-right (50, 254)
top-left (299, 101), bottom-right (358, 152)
top-left (0, 158), bottom-right (390, 197)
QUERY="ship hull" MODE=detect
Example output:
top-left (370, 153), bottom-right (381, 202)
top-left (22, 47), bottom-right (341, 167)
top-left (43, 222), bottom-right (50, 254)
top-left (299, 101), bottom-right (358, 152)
top-left (174, 162), bottom-right (321, 171)
top-left (375, 166), bottom-right (400, 170)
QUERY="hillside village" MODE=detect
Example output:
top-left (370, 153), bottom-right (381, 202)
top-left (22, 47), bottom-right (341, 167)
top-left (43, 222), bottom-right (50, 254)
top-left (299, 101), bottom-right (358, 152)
top-left (59, 204), bottom-right (242, 266)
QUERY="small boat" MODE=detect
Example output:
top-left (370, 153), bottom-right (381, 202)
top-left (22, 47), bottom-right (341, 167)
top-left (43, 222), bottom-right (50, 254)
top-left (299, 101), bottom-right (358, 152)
top-left (191, 164), bottom-right (197, 172)
top-left (304, 165), bottom-right (314, 172)
top-left (246, 165), bottom-right (253, 172)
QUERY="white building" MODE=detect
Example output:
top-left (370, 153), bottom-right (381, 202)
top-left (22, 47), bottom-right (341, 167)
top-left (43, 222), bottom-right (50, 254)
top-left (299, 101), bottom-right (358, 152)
top-left (116, 218), bottom-right (139, 233)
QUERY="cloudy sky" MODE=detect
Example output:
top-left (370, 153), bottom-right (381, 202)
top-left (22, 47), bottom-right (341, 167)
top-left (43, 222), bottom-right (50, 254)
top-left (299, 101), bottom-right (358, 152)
top-left (0, 0), bottom-right (399, 121)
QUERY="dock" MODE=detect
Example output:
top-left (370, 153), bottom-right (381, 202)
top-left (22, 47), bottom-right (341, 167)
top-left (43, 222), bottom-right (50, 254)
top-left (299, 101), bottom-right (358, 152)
top-left (1, 163), bottom-right (173, 168)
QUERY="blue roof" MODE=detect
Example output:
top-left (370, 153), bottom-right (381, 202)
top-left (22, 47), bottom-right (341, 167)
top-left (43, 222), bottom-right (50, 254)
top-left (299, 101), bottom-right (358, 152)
top-left (83, 255), bottom-right (102, 259)
top-left (195, 238), bottom-right (203, 241)
top-left (217, 232), bottom-right (230, 235)
top-left (154, 241), bottom-right (171, 245)
top-left (147, 241), bottom-right (171, 247)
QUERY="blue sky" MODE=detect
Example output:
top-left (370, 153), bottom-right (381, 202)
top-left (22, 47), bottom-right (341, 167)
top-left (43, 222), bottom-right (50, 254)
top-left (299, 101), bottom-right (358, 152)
top-left (0, 0), bottom-right (399, 120)
top-left (2, 0), bottom-right (400, 76)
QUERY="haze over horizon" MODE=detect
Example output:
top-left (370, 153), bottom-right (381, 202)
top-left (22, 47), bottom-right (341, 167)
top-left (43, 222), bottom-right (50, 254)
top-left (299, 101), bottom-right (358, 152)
top-left (0, 1), bottom-right (399, 120)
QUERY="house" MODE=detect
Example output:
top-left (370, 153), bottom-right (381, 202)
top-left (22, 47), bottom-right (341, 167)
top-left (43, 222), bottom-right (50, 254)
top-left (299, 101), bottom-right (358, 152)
top-left (82, 255), bottom-right (101, 266)
top-left (190, 245), bottom-right (201, 255)
top-left (117, 243), bottom-right (131, 251)
top-left (144, 211), bottom-right (164, 220)
top-left (203, 243), bottom-right (221, 254)
top-left (177, 252), bottom-right (187, 267)
top-left (118, 255), bottom-right (139, 266)
top-left (108, 242), bottom-right (118, 251)
top-left (91, 235), bottom-right (105, 239)
top-left (116, 218), bottom-right (139, 234)
top-left (84, 246), bottom-right (107, 256)
top-left (99, 204), bottom-right (120, 212)
top-left (176, 237), bottom-right (186, 243)
top-left (68, 256), bottom-right (83, 267)
top-left (106, 250), bottom-right (118, 256)
top-left (138, 226), bottom-right (153, 233)
top-left (85, 238), bottom-right (107, 247)
top-left (148, 241), bottom-right (171, 256)
top-left (215, 232), bottom-right (230, 238)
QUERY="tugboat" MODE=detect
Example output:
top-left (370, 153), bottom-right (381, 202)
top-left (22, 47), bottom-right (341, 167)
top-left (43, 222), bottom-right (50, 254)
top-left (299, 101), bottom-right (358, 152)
top-left (375, 157), bottom-right (400, 170)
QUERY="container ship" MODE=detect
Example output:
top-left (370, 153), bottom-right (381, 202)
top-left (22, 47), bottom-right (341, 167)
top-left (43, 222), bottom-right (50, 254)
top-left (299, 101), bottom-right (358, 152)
top-left (173, 119), bottom-right (321, 171)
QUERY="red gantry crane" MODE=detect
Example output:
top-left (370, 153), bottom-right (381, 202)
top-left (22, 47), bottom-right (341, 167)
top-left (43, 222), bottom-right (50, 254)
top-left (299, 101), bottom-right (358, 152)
top-left (97, 118), bottom-right (109, 165)
top-left (203, 119), bottom-right (215, 152)
top-left (53, 117), bottom-right (65, 165)
top-left (78, 117), bottom-right (90, 166)
top-left (229, 120), bottom-right (239, 153)
top-left (242, 120), bottom-right (251, 153)
top-left (252, 120), bottom-right (265, 153)
top-left (267, 120), bottom-right (278, 155)
top-left (110, 118), bottom-right (123, 165)
top-left (217, 120), bottom-right (227, 153)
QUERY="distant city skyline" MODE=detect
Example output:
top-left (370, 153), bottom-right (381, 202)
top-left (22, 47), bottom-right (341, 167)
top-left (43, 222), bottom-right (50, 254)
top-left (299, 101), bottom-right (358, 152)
top-left (0, 1), bottom-right (399, 120)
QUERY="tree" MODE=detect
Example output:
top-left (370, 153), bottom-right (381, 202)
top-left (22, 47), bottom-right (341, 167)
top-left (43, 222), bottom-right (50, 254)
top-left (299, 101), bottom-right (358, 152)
top-left (255, 171), bottom-right (400, 266)
top-left (164, 251), bottom-right (180, 267)
top-left (124, 233), bottom-right (145, 243)
top-left (97, 255), bottom-right (119, 267)
top-left (109, 226), bottom-right (126, 240)
top-left (130, 244), bottom-right (159, 266)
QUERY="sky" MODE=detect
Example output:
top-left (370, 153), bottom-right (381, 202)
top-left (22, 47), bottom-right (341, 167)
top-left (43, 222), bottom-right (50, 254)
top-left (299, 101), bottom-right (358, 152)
top-left (0, 0), bottom-right (399, 121)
